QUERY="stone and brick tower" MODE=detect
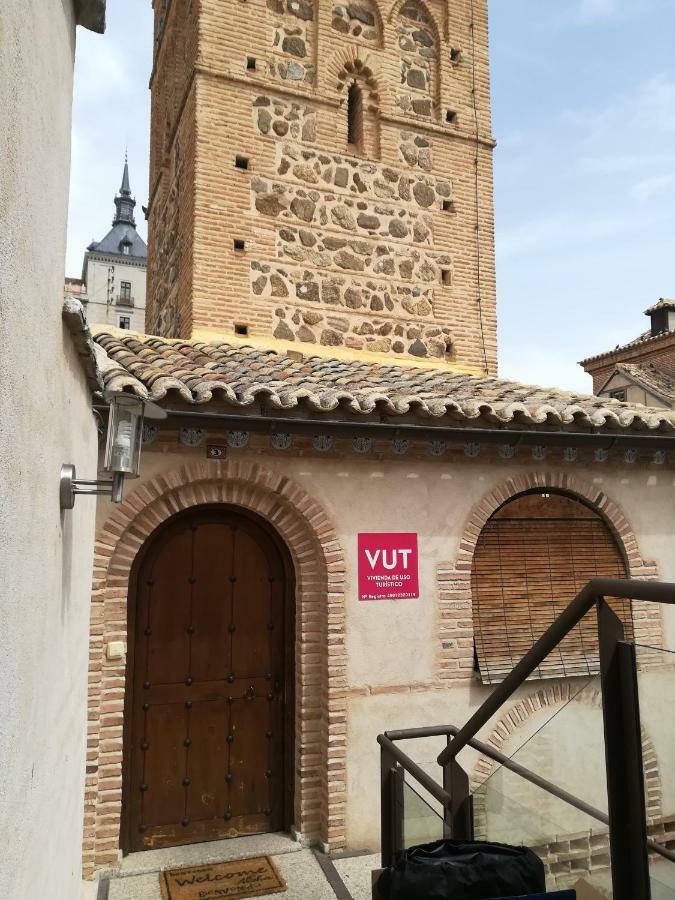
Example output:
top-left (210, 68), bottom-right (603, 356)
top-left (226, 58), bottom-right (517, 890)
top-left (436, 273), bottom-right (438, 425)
top-left (147, 0), bottom-right (497, 373)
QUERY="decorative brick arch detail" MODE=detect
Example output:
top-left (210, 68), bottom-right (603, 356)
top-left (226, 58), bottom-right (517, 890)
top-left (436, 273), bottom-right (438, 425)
top-left (329, 48), bottom-right (384, 109)
top-left (435, 471), bottom-right (663, 685)
top-left (470, 684), bottom-right (663, 842)
top-left (82, 460), bottom-right (347, 878)
top-left (387, 0), bottom-right (443, 49)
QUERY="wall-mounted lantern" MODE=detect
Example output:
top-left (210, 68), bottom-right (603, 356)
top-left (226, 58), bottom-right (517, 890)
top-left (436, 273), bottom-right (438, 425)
top-left (60, 393), bottom-right (166, 510)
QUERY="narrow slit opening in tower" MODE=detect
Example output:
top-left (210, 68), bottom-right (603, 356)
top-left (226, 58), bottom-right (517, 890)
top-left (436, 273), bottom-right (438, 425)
top-left (347, 81), bottom-right (363, 151)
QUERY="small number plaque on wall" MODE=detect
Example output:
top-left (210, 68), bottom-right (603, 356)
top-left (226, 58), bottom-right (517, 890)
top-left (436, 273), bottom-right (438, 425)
top-left (206, 444), bottom-right (228, 459)
top-left (358, 533), bottom-right (419, 601)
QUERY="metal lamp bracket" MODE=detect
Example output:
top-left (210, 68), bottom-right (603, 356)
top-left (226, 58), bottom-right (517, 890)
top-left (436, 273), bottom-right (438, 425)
top-left (60, 464), bottom-right (125, 510)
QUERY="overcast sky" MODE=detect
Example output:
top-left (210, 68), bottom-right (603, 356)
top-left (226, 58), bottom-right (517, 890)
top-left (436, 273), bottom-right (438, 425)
top-left (67, 0), bottom-right (675, 392)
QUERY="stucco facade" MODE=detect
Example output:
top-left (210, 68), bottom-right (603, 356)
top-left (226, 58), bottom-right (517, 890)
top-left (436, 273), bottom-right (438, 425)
top-left (83, 430), bottom-right (675, 884)
top-left (0, 1), bottom-right (103, 897)
top-left (79, 250), bottom-right (147, 331)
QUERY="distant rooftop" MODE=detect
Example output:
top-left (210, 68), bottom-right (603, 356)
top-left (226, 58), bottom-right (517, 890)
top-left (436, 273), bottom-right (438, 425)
top-left (580, 298), bottom-right (675, 366)
top-left (644, 298), bottom-right (675, 317)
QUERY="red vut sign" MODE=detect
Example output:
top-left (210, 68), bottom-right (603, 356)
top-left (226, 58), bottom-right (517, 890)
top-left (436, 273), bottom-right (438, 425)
top-left (358, 533), bottom-right (419, 601)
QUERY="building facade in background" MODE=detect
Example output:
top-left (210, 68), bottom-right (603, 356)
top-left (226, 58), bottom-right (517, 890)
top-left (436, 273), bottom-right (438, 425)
top-left (580, 299), bottom-right (675, 410)
top-left (0, 2), bottom-right (105, 898)
top-left (81, 0), bottom-right (675, 890)
top-left (66, 157), bottom-right (147, 331)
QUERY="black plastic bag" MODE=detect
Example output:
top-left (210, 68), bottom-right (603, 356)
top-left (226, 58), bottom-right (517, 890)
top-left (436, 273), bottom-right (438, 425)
top-left (379, 839), bottom-right (546, 900)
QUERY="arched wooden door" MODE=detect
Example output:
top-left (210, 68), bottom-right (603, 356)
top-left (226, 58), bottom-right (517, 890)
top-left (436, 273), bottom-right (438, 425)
top-left (123, 507), bottom-right (294, 853)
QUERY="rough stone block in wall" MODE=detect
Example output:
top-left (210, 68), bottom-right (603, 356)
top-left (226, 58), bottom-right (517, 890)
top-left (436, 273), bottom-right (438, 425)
top-left (395, 0), bottom-right (438, 119)
top-left (253, 95), bottom-right (317, 142)
top-left (331, 0), bottom-right (379, 43)
top-left (399, 131), bottom-right (433, 170)
top-left (273, 305), bottom-right (452, 357)
top-left (267, 55), bottom-right (316, 85)
top-left (252, 176), bottom-right (433, 245)
top-left (397, 1), bottom-right (437, 58)
top-left (274, 225), bottom-right (451, 282)
top-left (251, 260), bottom-right (435, 318)
top-left (277, 144), bottom-right (452, 208)
top-left (266, 0), bottom-right (316, 85)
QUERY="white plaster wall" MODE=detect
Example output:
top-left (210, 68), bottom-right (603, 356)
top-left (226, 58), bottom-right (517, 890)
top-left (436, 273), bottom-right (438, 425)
top-left (599, 373), bottom-right (670, 410)
top-left (0, 3), bottom-right (99, 897)
top-left (84, 255), bottom-right (147, 331)
top-left (94, 445), bottom-right (675, 851)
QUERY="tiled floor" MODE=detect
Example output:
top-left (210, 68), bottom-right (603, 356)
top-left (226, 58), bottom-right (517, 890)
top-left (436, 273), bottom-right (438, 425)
top-left (100, 834), bottom-right (379, 900)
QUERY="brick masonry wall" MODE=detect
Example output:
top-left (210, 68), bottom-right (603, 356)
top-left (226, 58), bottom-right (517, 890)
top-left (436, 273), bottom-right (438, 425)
top-left (146, 0), bottom-right (497, 372)
top-left (532, 815), bottom-right (675, 891)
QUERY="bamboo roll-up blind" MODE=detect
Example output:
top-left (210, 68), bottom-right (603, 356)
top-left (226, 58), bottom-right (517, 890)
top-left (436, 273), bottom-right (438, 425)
top-left (471, 493), bottom-right (632, 685)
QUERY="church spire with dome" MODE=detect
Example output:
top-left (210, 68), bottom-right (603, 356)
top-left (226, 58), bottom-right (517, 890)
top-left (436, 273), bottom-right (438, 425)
top-left (87, 153), bottom-right (147, 260)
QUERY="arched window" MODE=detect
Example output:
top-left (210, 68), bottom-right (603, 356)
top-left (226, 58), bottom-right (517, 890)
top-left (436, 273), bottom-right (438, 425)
top-left (471, 491), bottom-right (632, 684)
top-left (347, 81), bottom-right (363, 150)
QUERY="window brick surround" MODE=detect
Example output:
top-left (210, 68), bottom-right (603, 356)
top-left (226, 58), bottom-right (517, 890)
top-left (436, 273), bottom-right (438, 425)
top-left (436, 471), bottom-right (664, 686)
top-left (82, 460), bottom-right (347, 878)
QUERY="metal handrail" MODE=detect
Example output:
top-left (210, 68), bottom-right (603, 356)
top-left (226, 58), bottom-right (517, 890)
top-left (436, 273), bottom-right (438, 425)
top-left (382, 724), bottom-right (675, 864)
top-left (377, 578), bottom-right (675, 900)
top-left (377, 734), bottom-right (451, 809)
top-left (438, 577), bottom-right (675, 766)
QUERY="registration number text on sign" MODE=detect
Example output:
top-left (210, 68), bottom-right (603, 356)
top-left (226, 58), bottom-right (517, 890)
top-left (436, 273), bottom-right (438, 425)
top-left (358, 533), bottom-right (419, 601)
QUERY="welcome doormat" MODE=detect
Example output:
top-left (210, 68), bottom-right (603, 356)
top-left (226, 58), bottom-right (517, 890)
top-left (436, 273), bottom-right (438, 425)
top-left (159, 855), bottom-right (287, 900)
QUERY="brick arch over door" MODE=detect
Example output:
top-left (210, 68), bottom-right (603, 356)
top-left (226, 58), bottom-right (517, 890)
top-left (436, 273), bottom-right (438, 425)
top-left (435, 471), bottom-right (663, 685)
top-left (82, 460), bottom-right (347, 878)
top-left (470, 685), bottom-right (662, 851)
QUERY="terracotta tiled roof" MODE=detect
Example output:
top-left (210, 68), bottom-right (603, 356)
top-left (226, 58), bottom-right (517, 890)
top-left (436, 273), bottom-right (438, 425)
top-left (93, 332), bottom-right (675, 433)
top-left (612, 364), bottom-right (675, 404)
top-left (644, 298), bottom-right (675, 316)
top-left (63, 298), bottom-right (103, 393)
top-left (578, 327), bottom-right (675, 366)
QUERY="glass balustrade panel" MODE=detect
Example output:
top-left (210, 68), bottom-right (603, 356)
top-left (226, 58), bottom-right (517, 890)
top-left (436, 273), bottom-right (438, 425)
top-left (635, 642), bottom-right (675, 891)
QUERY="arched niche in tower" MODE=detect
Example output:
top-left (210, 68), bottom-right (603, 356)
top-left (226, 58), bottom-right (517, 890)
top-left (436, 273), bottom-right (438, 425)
top-left (393, 0), bottom-right (440, 121)
top-left (336, 58), bottom-right (381, 159)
